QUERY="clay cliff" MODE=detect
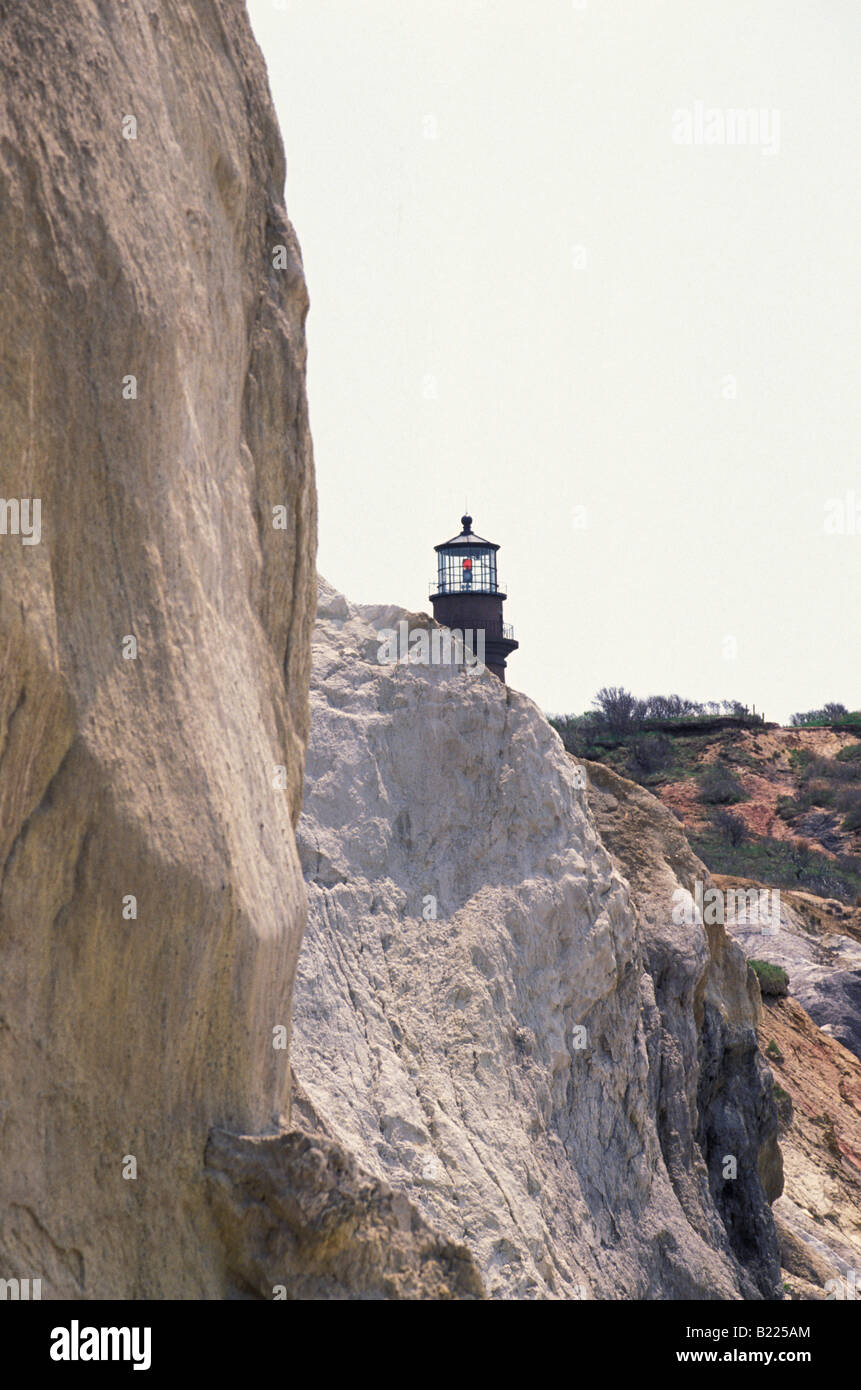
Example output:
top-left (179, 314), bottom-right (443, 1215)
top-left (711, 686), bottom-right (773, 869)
top-left (2, 4), bottom-right (834, 1303)
top-left (567, 719), bottom-right (861, 896)
top-left (704, 880), bottom-right (861, 1289)
top-left (762, 992), bottom-right (861, 1297)
top-left (292, 582), bottom-right (783, 1299)
top-left (716, 879), bottom-right (861, 1062)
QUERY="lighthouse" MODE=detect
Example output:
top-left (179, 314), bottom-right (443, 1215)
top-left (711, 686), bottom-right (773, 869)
top-left (429, 515), bottom-right (519, 682)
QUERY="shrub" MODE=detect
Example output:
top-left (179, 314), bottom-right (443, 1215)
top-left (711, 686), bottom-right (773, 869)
top-left (548, 713), bottom-right (604, 758)
top-left (772, 1082), bottom-right (793, 1131)
top-left (837, 786), bottom-right (861, 832)
top-left (788, 749), bottom-right (861, 834)
top-left (790, 703), bottom-right (848, 727)
top-left (555, 690), bottom-right (763, 748)
top-left (803, 758), bottom-right (861, 784)
top-left (688, 831), bottom-right (861, 905)
top-left (699, 762), bottom-right (745, 805)
top-left (750, 960), bottom-right (789, 997)
top-left (645, 693), bottom-right (705, 719)
top-left (801, 778), bottom-right (837, 808)
top-left (712, 808), bottom-right (747, 846)
top-left (721, 700), bottom-right (751, 718)
top-left (592, 686), bottom-right (648, 737)
top-left (626, 732), bottom-right (674, 782)
top-left (836, 743), bottom-right (861, 764)
top-left (789, 748), bottom-right (814, 772)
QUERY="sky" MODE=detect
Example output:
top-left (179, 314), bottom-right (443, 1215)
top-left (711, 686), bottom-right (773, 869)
top-left (247, 0), bottom-right (860, 723)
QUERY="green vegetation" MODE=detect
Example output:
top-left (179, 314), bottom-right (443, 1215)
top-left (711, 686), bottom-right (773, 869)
top-left (625, 733), bottom-right (674, 785)
top-left (688, 830), bottom-right (861, 904)
top-left (549, 686), bottom-right (861, 907)
top-left (698, 762), bottom-right (745, 805)
top-left (778, 746), bottom-right (861, 836)
top-left (548, 688), bottom-right (764, 778)
top-left (711, 808), bottom-right (747, 846)
top-left (789, 703), bottom-right (861, 729)
top-left (766, 1040), bottom-right (783, 1062)
top-left (772, 1081), bottom-right (793, 1131)
top-left (750, 960), bottom-right (789, 997)
top-left (788, 747), bottom-right (814, 773)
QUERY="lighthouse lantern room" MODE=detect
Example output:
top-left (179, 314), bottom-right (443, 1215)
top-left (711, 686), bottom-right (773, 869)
top-left (429, 515), bottom-right (519, 682)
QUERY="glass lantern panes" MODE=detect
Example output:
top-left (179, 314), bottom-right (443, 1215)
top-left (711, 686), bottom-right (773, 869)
top-left (436, 545), bottom-right (498, 593)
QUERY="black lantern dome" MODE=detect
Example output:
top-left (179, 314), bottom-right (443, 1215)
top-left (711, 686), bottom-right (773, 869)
top-left (430, 515), bottom-right (505, 598)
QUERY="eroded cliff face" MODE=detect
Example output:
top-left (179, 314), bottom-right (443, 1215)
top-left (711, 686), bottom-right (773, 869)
top-left (292, 582), bottom-right (783, 1299)
top-left (0, 2), bottom-right (315, 1297)
top-left (699, 881), bottom-right (861, 1293)
top-left (0, 4), bottom-right (789, 1302)
top-left (715, 878), bottom-right (861, 1062)
top-left (759, 993), bottom-right (861, 1297)
top-left (584, 762), bottom-right (783, 1292)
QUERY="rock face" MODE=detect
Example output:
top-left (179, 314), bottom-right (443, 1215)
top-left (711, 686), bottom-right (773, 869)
top-left (292, 581), bottom-right (783, 1299)
top-left (755, 993), bottom-right (861, 1298)
top-left (585, 764), bottom-right (783, 1292)
top-left (717, 879), bottom-right (861, 1063)
top-left (204, 1126), bottom-right (484, 1300)
top-left (709, 881), bottom-right (861, 1296)
top-left (0, 3), bottom-right (316, 1297)
top-left (0, 4), bottom-right (792, 1302)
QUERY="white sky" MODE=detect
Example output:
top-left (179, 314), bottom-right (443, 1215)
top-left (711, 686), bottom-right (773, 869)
top-left (247, 0), bottom-right (860, 723)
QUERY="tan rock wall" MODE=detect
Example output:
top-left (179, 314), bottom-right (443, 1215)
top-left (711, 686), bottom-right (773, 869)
top-left (0, 1), bottom-right (316, 1298)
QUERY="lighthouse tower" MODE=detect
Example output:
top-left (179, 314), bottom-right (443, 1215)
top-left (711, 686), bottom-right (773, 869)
top-left (429, 515), bottom-right (518, 682)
